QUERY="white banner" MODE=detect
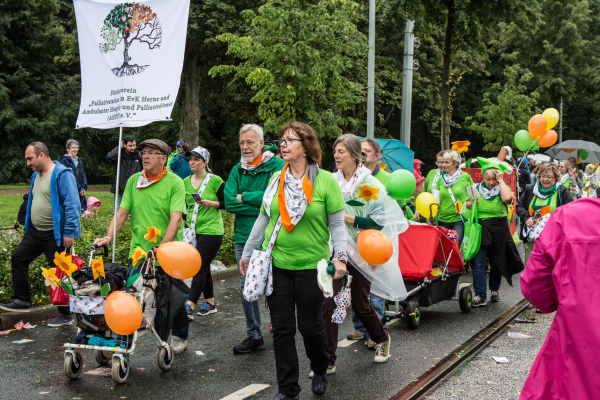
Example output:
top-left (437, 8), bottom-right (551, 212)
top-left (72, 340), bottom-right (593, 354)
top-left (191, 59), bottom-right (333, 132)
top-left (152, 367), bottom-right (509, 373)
top-left (74, 0), bottom-right (189, 129)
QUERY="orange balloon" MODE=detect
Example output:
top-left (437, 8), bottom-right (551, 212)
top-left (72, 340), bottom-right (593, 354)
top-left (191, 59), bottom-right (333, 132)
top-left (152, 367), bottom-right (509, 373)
top-left (156, 241), bottom-right (201, 279)
top-left (528, 114), bottom-right (548, 139)
top-left (538, 130), bottom-right (558, 148)
top-left (357, 230), bottom-right (393, 265)
top-left (104, 291), bottom-right (143, 335)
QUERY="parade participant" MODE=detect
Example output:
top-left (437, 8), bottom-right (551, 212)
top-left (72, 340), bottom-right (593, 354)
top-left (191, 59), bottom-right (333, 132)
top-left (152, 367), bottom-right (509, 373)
top-left (582, 164), bottom-right (599, 198)
top-left (516, 163), bottom-right (573, 244)
top-left (416, 150), bottom-right (449, 220)
top-left (224, 124), bottom-right (285, 354)
top-left (0, 142), bottom-right (80, 328)
top-left (170, 143), bottom-right (193, 180)
top-left (107, 135), bottom-right (141, 208)
top-left (183, 147), bottom-right (225, 319)
top-left (59, 139), bottom-right (88, 212)
top-left (568, 156), bottom-right (584, 183)
top-left (166, 140), bottom-right (184, 171)
top-left (432, 150), bottom-right (474, 246)
top-left (240, 121), bottom-right (347, 400)
top-left (93, 139), bottom-right (189, 354)
top-left (321, 134), bottom-right (407, 373)
top-left (517, 158), bottom-right (531, 195)
top-left (463, 158), bottom-right (524, 307)
top-left (559, 160), bottom-right (581, 198)
top-left (520, 198), bottom-right (600, 400)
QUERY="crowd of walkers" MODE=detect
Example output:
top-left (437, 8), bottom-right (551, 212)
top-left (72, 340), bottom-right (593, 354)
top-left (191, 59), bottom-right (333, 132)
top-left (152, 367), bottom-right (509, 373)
top-left (1, 121), bottom-right (599, 399)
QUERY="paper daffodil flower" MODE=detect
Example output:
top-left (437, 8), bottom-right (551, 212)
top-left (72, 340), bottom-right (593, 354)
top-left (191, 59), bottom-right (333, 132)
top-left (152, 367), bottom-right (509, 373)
top-left (452, 141), bottom-right (471, 154)
top-left (132, 246), bottom-right (148, 266)
top-left (91, 256), bottom-right (106, 280)
top-left (41, 267), bottom-right (60, 290)
top-left (379, 162), bottom-right (388, 171)
top-left (53, 251), bottom-right (78, 277)
top-left (455, 199), bottom-right (463, 213)
top-left (144, 226), bottom-right (162, 243)
top-left (358, 184), bottom-right (380, 202)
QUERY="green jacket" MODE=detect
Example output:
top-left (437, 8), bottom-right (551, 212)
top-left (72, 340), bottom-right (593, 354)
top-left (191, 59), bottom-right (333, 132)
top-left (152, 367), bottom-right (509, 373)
top-left (224, 144), bottom-right (285, 243)
top-left (166, 150), bottom-right (180, 171)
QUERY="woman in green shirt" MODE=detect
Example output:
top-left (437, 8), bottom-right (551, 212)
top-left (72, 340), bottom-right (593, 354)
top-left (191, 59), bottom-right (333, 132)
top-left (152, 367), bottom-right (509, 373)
top-left (183, 147), bottom-right (225, 320)
top-left (432, 150), bottom-right (474, 246)
top-left (463, 158), bottom-right (523, 307)
top-left (240, 122), bottom-right (347, 399)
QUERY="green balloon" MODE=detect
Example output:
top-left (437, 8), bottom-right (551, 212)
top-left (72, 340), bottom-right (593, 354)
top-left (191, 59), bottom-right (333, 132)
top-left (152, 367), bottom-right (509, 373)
top-left (386, 169), bottom-right (416, 200)
top-left (514, 130), bottom-right (533, 152)
top-left (580, 149), bottom-right (589, 160)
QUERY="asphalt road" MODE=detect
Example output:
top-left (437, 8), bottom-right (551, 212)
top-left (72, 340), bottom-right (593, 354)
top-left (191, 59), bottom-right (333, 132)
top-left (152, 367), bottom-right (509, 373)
top-left (0, 270), bottom-right (525, 400)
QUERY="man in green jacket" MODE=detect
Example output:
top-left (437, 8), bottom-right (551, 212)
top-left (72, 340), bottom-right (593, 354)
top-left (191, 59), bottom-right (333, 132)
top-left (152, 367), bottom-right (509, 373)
top-left (224, 124), bottom-right (285, 354)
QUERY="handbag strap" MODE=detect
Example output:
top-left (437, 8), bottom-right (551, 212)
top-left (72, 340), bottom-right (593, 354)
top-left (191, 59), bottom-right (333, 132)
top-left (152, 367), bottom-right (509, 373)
top-left (447, 186), bottom-right (466, 223)
top-left (189, 173), bottom-right (213, 231)
top-left (265, 216), bottom-right (283, 255)
top-left (471, 197), bottom-right (478, 224)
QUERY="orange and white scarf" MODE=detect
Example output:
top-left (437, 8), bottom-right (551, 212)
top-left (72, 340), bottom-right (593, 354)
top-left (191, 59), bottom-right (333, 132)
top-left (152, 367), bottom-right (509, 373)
top-left (263, 163), bottom-right (318, 233)
top-left (241, 151), bottom-right (274, 171)
top-left (136, 167), bottom-right (168, 189)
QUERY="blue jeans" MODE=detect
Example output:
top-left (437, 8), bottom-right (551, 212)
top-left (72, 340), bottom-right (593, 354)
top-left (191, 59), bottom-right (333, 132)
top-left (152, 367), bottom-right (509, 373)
top-left (352, 293), bottom-right (385, 341)
top-left (471, 244), bottom-right (502, 299)
top-left (236, 243), bottom-right (262, 340)
top-left (438, 220), bottom-right (466, 247)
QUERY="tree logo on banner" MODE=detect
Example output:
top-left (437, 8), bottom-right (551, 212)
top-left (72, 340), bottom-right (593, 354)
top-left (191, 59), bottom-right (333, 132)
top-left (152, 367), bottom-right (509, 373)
top-left (99, 3), bottom-right (162, 77)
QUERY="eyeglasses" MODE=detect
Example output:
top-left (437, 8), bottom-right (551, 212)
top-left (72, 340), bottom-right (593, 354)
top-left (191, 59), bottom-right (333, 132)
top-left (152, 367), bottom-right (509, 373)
top-left (539, 175), bottom-right (555, 181)
top-left (436, 161), bottom-right (451, 166)
top-left (239, 141), bottom-right (256, 147)
top-left (140, 151), bottom-right (164, 157)
top-left (279, 138), bottom-right (302, 147)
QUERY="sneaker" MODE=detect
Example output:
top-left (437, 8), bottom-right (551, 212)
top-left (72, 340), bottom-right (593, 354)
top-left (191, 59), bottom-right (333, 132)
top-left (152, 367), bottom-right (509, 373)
top-left (272, 393), bottom-right (298, 400)
top-left (47, 314), bottom-right (73, 327)
top-left (0, 302), bottom-right (30, 313)
top-left (365, 338), bottom-right (377, 350)
top-left (472, 295), bottom-right (487, 307)
top-left (309, 364), bottom-right (336, 378)
top-left (312, 372), bottom-right (328, 396)
top-left (233, 337), bottom-right (265, 354)
top-left (197, 302), bottom-right (217, 316)
top-left (186, 304), bottom-right (194, 321)
top-left (171, 339), bottom-right (187, 355)
top-left (346, 329), bottom-right (365, 341)
top-left (490, 291), bottom-right (500, 302)
top-left (374, 335), bottom-right (391, 363)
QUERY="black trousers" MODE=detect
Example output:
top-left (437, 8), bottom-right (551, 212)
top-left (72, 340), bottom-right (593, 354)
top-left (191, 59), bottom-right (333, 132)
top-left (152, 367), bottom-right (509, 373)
top-left (11, 226), bottom-right (71, 315)
top-left (188, 234), bottom-right (223, 304)
top-left (267, 266), bottom-right (329, 398)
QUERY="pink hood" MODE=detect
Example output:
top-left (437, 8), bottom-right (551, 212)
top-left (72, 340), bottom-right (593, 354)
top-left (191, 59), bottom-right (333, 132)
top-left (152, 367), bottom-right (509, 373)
top-left (84, 196), bottom-right (101, 215)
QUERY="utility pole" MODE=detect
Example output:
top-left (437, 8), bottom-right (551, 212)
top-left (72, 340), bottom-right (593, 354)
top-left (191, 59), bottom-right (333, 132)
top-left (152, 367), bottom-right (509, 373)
top-left (366, 0), bottom-right (375, 138)
top-left (559, 97), bottom-right (563, 143)
top-left (400, 20), bottom-right (415, 148)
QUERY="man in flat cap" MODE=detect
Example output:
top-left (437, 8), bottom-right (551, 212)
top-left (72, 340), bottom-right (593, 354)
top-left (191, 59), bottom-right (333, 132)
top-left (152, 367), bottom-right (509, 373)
top-left (94, 139), bottom-right (190, 354)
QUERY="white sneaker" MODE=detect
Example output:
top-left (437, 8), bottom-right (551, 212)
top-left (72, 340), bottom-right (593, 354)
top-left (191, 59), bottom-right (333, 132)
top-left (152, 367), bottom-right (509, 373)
top-left (171, 339), bottom-right (187, 355)
top-left (309, 364), bottom-right (336, 378)
top-left (374, 335), bottom-right (391, 363)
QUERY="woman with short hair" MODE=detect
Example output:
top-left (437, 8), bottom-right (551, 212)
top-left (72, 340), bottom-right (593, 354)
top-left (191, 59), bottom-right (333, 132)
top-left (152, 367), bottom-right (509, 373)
top-left (59, 139), bottom-right (88, 212)
top-left (240, 121), bottom-right (347, 400)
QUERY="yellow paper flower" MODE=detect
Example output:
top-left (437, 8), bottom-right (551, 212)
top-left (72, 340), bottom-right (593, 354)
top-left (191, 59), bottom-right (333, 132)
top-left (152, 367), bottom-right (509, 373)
top-left (455, 199), bottom-right (463, 213)
top-left (53, 251), bottom-right (78, 277)
top-left (379, 162), bottom-right (388, 171)
top-left (358, 184), bottom-right (380, 202)
top-left (144, 226), bottom-right (162, 243)
top-left (41, 267), bottom-right (60, 290)
top-left (91, 256), bottom-right (106, 280)
top-left (132, 246), bottom-right (148, 266)
top-left (451, 141), bottom-right (471, 154)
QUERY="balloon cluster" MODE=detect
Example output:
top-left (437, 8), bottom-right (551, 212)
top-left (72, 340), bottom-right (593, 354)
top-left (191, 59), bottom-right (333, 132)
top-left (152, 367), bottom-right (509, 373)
top-left (514, 108), bottom-right (559, 152)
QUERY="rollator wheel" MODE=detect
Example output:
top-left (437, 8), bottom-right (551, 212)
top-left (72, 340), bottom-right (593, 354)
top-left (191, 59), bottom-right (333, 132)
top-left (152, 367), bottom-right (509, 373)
top-left (406, 300), bottom-right (421, 329)
top-left (64, 352), bottom-right (84, 380)
top-left (459, 286), bottom-right (473, 313)
top-left (111, 357), bottom-right (129, 384)
top-left (157, 346), bottom-right (173, 371)
top-left (94, 349), bottom-right (111, 365)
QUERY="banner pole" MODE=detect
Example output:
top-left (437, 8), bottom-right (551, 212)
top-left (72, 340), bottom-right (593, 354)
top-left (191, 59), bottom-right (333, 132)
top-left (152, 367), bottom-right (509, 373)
top-left (112, 126), bottom-right (123, 263)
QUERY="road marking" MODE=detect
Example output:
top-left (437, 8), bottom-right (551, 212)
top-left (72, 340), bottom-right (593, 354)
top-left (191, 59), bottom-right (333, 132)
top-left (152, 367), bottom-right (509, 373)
top-left (220, 384), bottom-right (270, 400)
top-left (337, 338), bottom-right (359, 347)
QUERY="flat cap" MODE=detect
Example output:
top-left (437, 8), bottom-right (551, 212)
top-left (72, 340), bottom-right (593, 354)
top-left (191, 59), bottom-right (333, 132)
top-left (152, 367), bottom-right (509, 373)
top-left (138, 139), bottom-right (169, 156)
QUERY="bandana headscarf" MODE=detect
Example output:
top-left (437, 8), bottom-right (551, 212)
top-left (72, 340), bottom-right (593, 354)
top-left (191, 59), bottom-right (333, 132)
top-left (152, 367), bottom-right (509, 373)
top-left (533, 182), bottom-right (557, 199)
top-left (441, 168), bottom-right (462, 188)
top-left (190, 146), bottom-right (211, 172)
top-left (241, 151), bottom-right (275, 171)
top-left (560, 173), bottom-right (580, 196)
top-left (477, 181), bottom-right (500, 200)
top-left (137, 167), bottom-right (167, 189)
top-left (263, 163), bottom-right (319, 233)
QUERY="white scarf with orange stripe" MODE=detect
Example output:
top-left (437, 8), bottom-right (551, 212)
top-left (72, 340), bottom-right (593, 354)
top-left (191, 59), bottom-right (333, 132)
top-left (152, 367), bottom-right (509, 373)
top-left (263, 163), bottom-right (319, 233)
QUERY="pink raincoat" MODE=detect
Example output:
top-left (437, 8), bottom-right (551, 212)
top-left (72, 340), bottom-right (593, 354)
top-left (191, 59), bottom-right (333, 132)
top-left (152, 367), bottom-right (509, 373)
top-left (520, 198), bottom-right (600, 400)
top-left (83, 196), bottom-right (101, 216)
top-left (414, 159), bottom-right (424, 191)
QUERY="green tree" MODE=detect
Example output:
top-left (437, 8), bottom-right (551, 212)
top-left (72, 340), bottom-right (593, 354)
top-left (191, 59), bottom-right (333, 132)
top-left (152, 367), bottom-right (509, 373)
top-left (209, 0), bottom-right (369, 138)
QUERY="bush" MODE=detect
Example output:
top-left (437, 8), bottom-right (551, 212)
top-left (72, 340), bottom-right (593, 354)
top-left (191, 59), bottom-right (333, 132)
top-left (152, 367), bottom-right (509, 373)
top-left (215, 212), bottom-right (236, 267)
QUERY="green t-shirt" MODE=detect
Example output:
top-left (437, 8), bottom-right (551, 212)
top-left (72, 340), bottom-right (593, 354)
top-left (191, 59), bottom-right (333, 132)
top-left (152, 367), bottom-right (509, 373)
top-left (31, 171), bottom-right (54, 231)
top-left (423, 169), bottom-right (438, 194)
top-left (462, 191), bottom-right (508, 221)
top-left (120, 172), bottom-right (186, 259)
top-left (260, 170), bottom-right (345, 270)
top-left (435, 173), bottom-right (474, 223)
top-left (183, 174), bottom-right (224, 235)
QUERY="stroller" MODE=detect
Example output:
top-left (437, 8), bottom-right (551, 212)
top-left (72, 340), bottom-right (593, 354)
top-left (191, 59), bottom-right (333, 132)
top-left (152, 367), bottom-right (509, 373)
top-left (383, 223), bottom-right (472, 329)
top-left (63, 245), bottom-right (189, 384)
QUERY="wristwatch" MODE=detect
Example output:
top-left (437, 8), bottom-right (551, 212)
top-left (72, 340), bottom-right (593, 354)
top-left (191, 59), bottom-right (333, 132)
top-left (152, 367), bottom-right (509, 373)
top-left (498, 180), bottom-right (504, 184)
top-left (103, 236), bottom-right (112, 242)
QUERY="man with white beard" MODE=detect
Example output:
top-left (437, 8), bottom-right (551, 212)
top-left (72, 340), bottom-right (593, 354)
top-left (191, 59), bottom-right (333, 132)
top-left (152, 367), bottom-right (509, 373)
top-left (224, 124), bottom-right (285, 354)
